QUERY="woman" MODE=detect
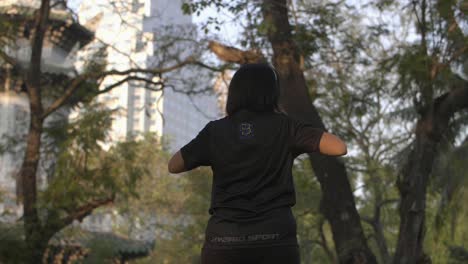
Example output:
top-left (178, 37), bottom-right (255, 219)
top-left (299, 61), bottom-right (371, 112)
top-left (168, 63), bottom-right (347, 264)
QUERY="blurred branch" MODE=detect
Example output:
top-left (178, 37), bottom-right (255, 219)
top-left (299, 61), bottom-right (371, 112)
top-left (208, 41), bottom-right (266, 64)
top-left (431, 46), bottom-right (468, 79)
top-left (318, 217), bottom-right (337, 264)
top-left (362, 198), bottom-right (398, 264)
top-left (43, 195), bottom-right (115, 239)
top-left (59, 196), bottom-right (114, 229)
top-left (437, 83), bottom-right (468, 123)
top-left (0, 50), bottom-right (19, 69)
top-left (42, 58), bottom-right (196, 118)
top-left (193, 60), bottom-right (231, 72)
top-left (97, 76), bottom-right (164, 95)
top-left (65, 196), bottom-right (114, 223)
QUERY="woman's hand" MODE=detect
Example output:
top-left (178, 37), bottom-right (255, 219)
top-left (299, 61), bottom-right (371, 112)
top-left (318, 132), bottom-right (347, 156)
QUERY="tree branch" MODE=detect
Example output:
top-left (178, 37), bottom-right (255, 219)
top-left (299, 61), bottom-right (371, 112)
top-left (375, 199), bottom-right (399, 223)
top-left (192, 60), bottom-right (232, 72)
top-left (318, 217), bottom-right (337, 264)
top-left (96, 76), bottom-right (164, 95)
top-left (42, 57), bottom-right (197, 118)
top-left (437, 82), bottom-right (468, 122)
top-left (208, 41), bottom-right (266, 64)
top-left (61, 196), bottom-right (114, 227)
top-left (362, 199), bottom-right (399, 227)
top-left (431, 46), bottom-right (468, 79)
top-left (43, 196), bottom-right (115, 239)
top-left (361, 215), bottom-right (375, 226)
top-left (363, 198), bottom-right (397, 264)
top-left (0, 50), bottom-right (19, 69)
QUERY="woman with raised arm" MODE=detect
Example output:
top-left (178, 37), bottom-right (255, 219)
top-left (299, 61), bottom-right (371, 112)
top-left (168, 63), bottom-right (347, 264)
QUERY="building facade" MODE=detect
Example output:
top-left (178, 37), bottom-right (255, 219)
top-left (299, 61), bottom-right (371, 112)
top-left (76, 0), bottom-right (222, 239)
top-left (78, 0), bottom-right (221, 152)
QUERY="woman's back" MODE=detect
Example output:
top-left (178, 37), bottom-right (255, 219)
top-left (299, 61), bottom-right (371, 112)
top-left (180, 109), bottom-right (323, 249)
top-left (209, 110), bottom-right (303, 221)
top-left (168, 63), bottom-right (345, 263)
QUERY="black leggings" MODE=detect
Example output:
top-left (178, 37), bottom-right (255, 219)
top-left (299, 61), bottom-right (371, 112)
top-left (201, 245), bottom-right (300, 264)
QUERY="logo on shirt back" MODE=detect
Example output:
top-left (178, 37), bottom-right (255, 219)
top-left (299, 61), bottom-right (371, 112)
top-left (239, 122), bottom-right (254, 139)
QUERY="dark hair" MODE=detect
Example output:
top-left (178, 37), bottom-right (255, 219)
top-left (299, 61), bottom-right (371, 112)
top-left (226, 63), bottom-right (280, 116)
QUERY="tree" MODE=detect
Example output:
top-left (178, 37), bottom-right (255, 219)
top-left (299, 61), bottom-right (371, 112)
top-left (386, 1), bottom-right (468, 262)
top-left (184, 0), bottom-right (468, 263)
top-left (0, 0), bottom-right (218, 261)
top-left (261, 1), bottom-right (377, 262)
top-left (0, 101), bottom-right (149, 263)
top-left (291, 0), bottom-right (468, 262)
top-left (118, 144), bottom-right (212, 264)
top-left (185, 0), bottom-right (378, 262)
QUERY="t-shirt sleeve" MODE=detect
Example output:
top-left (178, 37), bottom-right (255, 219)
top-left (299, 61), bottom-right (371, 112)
top-left (180, 122), bottom-right (212, 170)
top-left (289, 118), bottom-right (325, 156)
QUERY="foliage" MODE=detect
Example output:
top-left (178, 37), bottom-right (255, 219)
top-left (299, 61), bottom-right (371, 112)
top-left (0, 103), bottom-right (158, 262)
top-left (39, 102), bottom-right (151, 229)
top-left (114, 140), bottom-right (211, 264)
top-left (292, 156), bottom-right (335, 263)
top-left (176, 0), bottom-right (468, 262)
top-left (0, 0), bottom-right (219, 261)
top-left (114, 149), bottom-right (336, 264)
top-left (0, 15), bottom-right (17, 52)
top-left (425, 141), bottom-right (468, 263)
top-left (0, 223), bottom-right (28, 263)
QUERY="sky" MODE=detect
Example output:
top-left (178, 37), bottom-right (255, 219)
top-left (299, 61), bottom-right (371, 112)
top-left (68, 0), bottom-right (81, 11)
top-left (67, 0), bottom-right (240, 43)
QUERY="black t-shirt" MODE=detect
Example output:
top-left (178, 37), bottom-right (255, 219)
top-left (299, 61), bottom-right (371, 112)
top-left (180, 109), bottom-right (324, 248)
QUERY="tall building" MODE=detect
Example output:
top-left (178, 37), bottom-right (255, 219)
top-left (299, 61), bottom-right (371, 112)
top-left (78, 0), bottom-right (221, 152)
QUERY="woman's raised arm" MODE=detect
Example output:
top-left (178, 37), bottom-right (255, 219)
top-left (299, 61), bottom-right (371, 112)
top-left (168, 150), bottom-right (186, 174)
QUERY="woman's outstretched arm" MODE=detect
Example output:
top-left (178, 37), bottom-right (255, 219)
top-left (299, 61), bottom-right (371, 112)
top-left (168, 150), bottom-right (186, 173)
top-left (169, 130), bottom-right (347, 173)
top-left (169, 122), bottom-right (212, 174)
top-left (318, 132), bottom-right (347, 156)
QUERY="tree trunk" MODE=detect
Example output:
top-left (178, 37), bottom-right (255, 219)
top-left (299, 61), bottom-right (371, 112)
top-left (373, 221), bottom-right (391, 264)
top-left (22, 116), bottom-right (46, 262)
top-left (394, 83), bottom-right (468, 263)
top-left (393, 115), bottom-right (437, 264)
top-left (20, 0), bottom-right (50, 262)
top-left (261, 0), bottom-right (377, 263)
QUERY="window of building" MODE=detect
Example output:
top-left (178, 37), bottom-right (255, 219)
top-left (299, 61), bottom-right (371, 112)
top-left (131, 0), bottom-right (144, 12)
top-left (135, 32), bottom-right (145, 52)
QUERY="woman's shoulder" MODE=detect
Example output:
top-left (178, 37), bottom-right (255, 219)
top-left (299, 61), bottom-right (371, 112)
top-left (210, 116), bottom-right (229, 125)
top-left (203, 116), bottom-right (230, 131)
